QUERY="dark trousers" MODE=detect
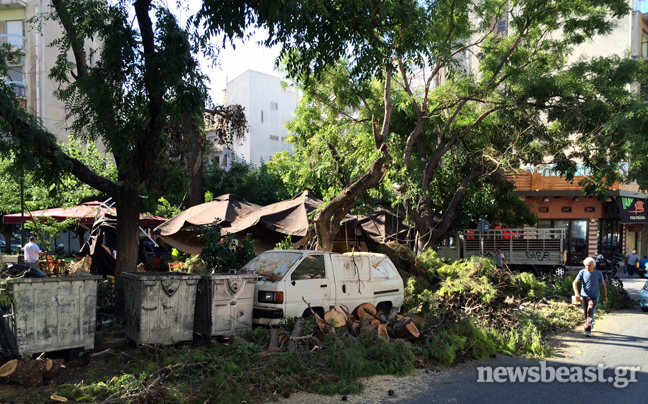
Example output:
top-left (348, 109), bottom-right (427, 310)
top-left (626, 264), bottom-right (635, 277)
top-left (581, 296), bottom-right (599, 332)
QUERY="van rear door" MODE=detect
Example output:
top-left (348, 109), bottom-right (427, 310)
top-left (331, 255), bottom-right (372, 311)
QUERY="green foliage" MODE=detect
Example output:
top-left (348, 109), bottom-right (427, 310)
top-left (274, 235), bottom-right (296, 250)
top-left (54, 325), bottom-right (415, 403)
top-left (25, 216), bottom-right (80, 252)
top-left (0, 277), bottom-right (14, 308)
top-left (600, 278), bottom-right (635, 311)
top-left (198, 222), bottom-right (256, 273)
top-left (513, 272), bottom-right (547, 299)
top-left (203, 160), bottom-right (291, 206)
top-left (155, 197), bottom-right (182, 220)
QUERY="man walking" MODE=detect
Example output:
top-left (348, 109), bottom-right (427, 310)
top-left (626, 248), bottom-right (639, 277)
top-left (24, 236), bottom-right (46, 269)
top-left (573, 257), bottom-right (607, 337)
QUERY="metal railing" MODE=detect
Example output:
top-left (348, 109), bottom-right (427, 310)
top-left (0, 33), bottom-right (26, 50)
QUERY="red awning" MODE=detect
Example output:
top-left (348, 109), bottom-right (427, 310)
top-left (2, 201), bottom-right (166, 228)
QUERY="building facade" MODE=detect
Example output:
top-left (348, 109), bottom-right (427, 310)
top-left (208, 70), bottom-right (298, 169)
top-left (508, 169), bottom-right (648, 265)
top-left (0, 0), bottom-right (91, 143)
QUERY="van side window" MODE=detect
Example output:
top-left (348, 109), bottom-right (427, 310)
top-left (291, 255), bottom-right (325, 280)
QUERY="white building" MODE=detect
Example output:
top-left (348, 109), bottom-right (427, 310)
top-left (1, 0), bottom-right (100, 143)
top-left (209, 70), bottom-right (299, 169)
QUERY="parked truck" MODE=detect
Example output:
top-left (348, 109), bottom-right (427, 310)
top-left (240, 250), bottom-right (404, 326)
top-left (438, 227), bottom-right (568, 276)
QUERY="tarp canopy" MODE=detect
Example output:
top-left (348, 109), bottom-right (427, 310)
top-left (3, 201), bottom-right (166, 228)
top-left (356, 209), bottom-right (410, 244)
top-left (224, 191), bottom-right (322, 237)
top-left (153, 194), bottom-right (261, 254)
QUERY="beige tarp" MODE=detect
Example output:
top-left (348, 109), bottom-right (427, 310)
top-left (153, 194), bottom-right (260, 254)
top-left (223, 191), bottom-right (322, 237)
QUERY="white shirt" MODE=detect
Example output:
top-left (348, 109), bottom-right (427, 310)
top-left (24, 241), bottom-right (42, 263)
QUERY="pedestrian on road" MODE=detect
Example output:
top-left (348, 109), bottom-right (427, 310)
top-left (23, 236), bottom-right (47, 269)
top-left (626, 248), bottom-right (639, 277)
top-left (495, 248), bottom-right (506, 270)
top-left (573, 257), bottom-right (608, 337)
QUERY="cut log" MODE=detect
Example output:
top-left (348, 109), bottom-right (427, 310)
top-left (0, 359), bottom-right (18, 377)
top-left (289, 317), bottom-right (305, 353)
top-left (387, 307), bottom-right (399, 322)
top-left (302, 297), bottom-right (335, 336)
top-left (269, 328), bottom-right (280, 350)
top-left (356, 303), bottom-right (377, 321)
top-left (230, 333), bottom-right (250, 346)
top-left (359, 315), bottom-right (373, 328)
top-left (377, 324), bottom-right (390, 341)
top-left (345, 319), bottom-right (361, 336)
top-left (43, 359), bottom-right (65, 380)
top-left (5, 357), bottom-right (51, 387)
top-left (324, 307), bottom-right (348, 328)
top-left (393, 319), bottom-right (421, 339)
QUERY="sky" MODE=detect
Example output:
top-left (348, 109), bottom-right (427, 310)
top-left (175, 1), bottom-right (283, 103)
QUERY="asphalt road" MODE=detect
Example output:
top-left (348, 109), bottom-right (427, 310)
top-left (284, 271), bottom-right (648, 404)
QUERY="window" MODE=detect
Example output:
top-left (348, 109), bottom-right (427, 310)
top-left (538, 207), bottom-right (549, 213)
top-left (269, 135), bottom-right (279, 141)
top-left (7, 67), bottom-right (22, 83)
top-left (291, 255), bottom-right (325, 280)
top-left (6, 21), bottom-right (24, 48)
top-left (642, 32), bottom-right (648, 59)
top-left (281, 137), bottom-right (287, 142)
top-left (261, 110), bottom-right (264, 123)
top-left (270, 102), bottom-right (278, 110)
top-left (560, 207), bottom-right (572, 213)
top-left (584, 206), bottom-right (595, 213)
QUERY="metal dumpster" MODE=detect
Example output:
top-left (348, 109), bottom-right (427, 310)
top-left (0, 276), bottom-right (101, 358)
top-left (194, 274), bottom-right (257, 337)
top-left (123, 272), bottom-right (200, 345)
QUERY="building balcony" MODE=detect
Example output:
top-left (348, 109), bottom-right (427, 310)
top-left (0, 33), bottom-right (26, 52)
top-left (506, 170), bottom-right (642, 196)
top-left (0, 0), bottom-right (26, 10)
top-left (6, 80), bottom-right (26, 98)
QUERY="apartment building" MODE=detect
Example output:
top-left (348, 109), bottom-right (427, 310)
top-left (509, 2), bottom-right (648, 263)
top-left (1, 0), bottom-right (98, 143)
top-left (207, 70), bottom-right (299, 169)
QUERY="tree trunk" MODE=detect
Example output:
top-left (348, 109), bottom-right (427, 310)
top-left (314, 156), bottom-right (385, 251)
top-left (188, 133), bottom-right (206, 207)
top-left (114, 189), bottom-right (141, 276)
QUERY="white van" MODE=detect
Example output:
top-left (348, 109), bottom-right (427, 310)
top-left (240, 250), bottom-right (404, 326)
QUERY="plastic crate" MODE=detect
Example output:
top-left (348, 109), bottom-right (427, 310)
top-left (194, 274), bottom-right (257, 337)
top-left (0, 276), bottom-right (101, 358)
top-left (123, 272), bottom-right (200, 345)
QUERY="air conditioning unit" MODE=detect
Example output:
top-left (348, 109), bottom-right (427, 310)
top-left (5, 53), bottom-right (24, 66)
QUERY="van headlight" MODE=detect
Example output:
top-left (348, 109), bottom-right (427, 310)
top-left (258, 291), bottom-right (284, 304)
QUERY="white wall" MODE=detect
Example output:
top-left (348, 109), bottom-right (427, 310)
top-left (225, 70), bottom-right (298, 167)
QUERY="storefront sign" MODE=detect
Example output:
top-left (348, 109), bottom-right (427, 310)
top-left (617, 197), bottom-right (648, 223)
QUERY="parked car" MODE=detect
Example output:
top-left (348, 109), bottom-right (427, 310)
top-left (240, 250), bottom-right (405, 326)
top-left (640, 280), bottom-right (648, 312)
top-left (637, 258), bottom-right (648, 277)
top-left (143, 241), bottom-right (168, 259)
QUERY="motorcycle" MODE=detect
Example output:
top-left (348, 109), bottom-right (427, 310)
top-left (595, 255), bottom-right (620, 280)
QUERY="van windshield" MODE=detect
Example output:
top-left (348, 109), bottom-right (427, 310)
top-left (240, 251), bottom-right (303, 281)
